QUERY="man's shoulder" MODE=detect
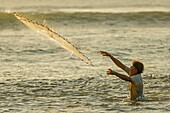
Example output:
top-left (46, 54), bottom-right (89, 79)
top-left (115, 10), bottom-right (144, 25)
top-left (130, 74), bottom-right (142, 83)
top-left (131, 74), bottom-right (141, 78)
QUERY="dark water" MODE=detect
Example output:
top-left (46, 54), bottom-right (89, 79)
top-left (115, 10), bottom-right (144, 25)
top-left (0, 0), bottom-right (170, 112)
top-left (1, 11), bottom-right (170, 29)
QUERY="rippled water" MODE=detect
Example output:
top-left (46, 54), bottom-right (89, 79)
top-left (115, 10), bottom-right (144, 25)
top-left (0, 0), bottom-right (170, 113)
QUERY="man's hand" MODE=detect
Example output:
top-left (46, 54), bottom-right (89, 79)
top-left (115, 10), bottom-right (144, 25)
top-left (100, 51), bottom-right (111, 57)
top-left (107, 69), bottom-right (117, 75)
top-left (107, 69), bottom-right (112, 75)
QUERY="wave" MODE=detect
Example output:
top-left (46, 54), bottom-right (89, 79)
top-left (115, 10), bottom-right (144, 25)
top-left (2, 6), bottom-right (170, 13)
top-left (1, 10), bottom-right (170, 29)
top-left (44, 7), bottom-right (170, 14)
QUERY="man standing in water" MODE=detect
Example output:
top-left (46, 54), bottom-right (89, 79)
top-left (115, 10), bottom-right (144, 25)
top-left (100, 51), bottom-right (147, 101)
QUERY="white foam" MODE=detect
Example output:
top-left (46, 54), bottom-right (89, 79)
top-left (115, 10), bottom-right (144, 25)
top-left (53, 7), bottom-right (170, 13)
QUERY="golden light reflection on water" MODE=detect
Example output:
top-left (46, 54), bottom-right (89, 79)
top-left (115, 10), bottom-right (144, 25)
top-left (0, 3), bottom-right (170, 112)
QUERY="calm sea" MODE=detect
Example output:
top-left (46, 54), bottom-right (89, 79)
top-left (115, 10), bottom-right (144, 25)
top-left (0, 0), bottom-right (170, 112)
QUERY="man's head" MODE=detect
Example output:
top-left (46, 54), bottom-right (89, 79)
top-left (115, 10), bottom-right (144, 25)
top-left (129, 60), bottom-right (144, 76)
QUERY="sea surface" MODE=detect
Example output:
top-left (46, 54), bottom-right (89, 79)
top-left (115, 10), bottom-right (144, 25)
top-left (0, 0), bottom-right (170, 113)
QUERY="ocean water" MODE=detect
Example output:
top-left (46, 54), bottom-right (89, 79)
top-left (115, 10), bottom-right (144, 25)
top-left (0, 0), bottom-right (170, 113)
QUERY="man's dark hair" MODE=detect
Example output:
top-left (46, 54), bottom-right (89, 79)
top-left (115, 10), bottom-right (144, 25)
top-left (132, 61), bottom-right (144, 74)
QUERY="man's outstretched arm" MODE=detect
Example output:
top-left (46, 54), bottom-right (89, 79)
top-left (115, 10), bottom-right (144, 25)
top-left (107, 69), bottom-right (132, 82)
top-left (100, 51), bottom-right (130, 74)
